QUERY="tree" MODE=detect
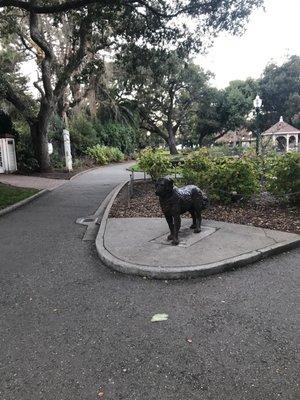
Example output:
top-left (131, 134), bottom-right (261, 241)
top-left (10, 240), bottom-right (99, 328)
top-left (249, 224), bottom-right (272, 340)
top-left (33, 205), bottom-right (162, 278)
top-left (0, 0), bottom-right (264, 169)
top-left (118, 48), bottom-right (211, 154)
top-left (259, 55), bottom-right (300, 129)
top-left (181, 78), bottom-right (258, 146)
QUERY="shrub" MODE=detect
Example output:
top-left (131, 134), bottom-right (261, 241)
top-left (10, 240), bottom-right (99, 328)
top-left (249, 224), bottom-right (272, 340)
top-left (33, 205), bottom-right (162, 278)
top-left (15, 131), bottom-right (38, 172)
top-left (181, 149), bottom-right (260, 203)
top-left (95, 122), bottom-right (138, 155)
top-left (69, 114), bottom-right (98, 155)
top-left (266, 152), bottom-right (300, 204)
top-left (210, 157), bottom-right (260, 203)
top-left (138, 148), bottom-right (172, 181)
top-left (86, 145), bottom-right (124, 165)
top-left (50, 150), bottom-right (65, 169)
top-left (181, 148), bottom-right (213, 188)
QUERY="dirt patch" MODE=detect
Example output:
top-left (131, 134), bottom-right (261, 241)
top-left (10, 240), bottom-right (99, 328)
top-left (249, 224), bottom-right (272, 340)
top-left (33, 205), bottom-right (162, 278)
top-left (110, 180), bottom-right (300, 234)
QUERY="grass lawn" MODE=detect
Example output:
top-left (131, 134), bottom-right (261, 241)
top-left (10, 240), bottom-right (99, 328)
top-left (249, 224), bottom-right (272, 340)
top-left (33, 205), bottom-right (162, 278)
top-left (0, 183), bottom-right (39, 209)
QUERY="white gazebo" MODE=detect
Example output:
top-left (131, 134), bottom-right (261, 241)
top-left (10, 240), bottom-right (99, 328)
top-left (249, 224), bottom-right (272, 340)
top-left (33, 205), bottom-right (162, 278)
top-left (262, 116), bottom-right (300, 152)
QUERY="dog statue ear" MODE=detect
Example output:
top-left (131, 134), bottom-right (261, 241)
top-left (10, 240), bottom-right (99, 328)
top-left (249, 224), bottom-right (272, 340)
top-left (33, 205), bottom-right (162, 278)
top-left (167, 177), bottom-right (174, 187)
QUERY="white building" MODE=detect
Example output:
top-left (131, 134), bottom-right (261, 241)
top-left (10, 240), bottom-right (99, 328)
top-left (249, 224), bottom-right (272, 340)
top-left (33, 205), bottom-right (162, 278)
top-left (0, 135), bottom-right (17, 173)
top-left (262, 116), bottom-right (300, 152)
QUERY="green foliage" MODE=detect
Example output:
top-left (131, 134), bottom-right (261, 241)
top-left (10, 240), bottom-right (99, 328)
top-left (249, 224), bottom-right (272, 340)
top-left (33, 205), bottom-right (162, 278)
top-left (69, 114), bottom-right (139, 156)
top-left (69, 114), bottom-right (98, 155)
top-left (208, 144), bottom-right (248, 157)
top-left (181, 148), bottom-right (213, 188)
top-left (15, 130), bottom-right (38, 172)
top-left (265, 153), bottom-right (300, 204)
top-left (182, 149), bottom-right (259, 203)
top-left (260, 55), bottom-right (300, 129)
top-left (210, 157), bottom-right (260, 203)
top-left (96, 122), bottom-right (138, 155)
top-left (86, 145), bottom-right (124, 165)
top-left (138, 148), bottom-right (172, 181)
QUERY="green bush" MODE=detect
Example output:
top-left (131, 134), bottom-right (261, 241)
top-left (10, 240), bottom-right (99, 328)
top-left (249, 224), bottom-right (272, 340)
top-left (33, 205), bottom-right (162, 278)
top-left (50, 150), bottom-right (65, 169)
top-left (15, 131), bottom-right (38, 172)
top-left (181, 148), bottom-right (213, 188)
top-left (138, 148), bottom-right (172, 181)
top-left (266, 152), bottom-right (300, 204)
top-left (210, 157), bottom-right (260, 203)
top-left (86, 145), bottom-right (124, 165)
top-left (96, 122), bottom-right (138, 155)
top-left (69, 114), bottom-right (98, 155)
top-left (181, 149), bottom-right (260, 203)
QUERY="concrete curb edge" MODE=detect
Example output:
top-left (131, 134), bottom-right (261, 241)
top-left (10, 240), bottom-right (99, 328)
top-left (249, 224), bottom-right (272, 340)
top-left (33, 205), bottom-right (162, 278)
top-left (69, 167), bottom-right (99, 181)
top-left (95, 181), bottom-right (300, 279)
top-left (0, 188), bottom-right (49, 218)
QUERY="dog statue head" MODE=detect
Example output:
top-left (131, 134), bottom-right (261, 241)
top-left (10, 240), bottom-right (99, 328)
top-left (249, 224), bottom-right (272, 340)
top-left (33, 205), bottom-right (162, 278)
top-left (155, 177), bottom-right (174, 196)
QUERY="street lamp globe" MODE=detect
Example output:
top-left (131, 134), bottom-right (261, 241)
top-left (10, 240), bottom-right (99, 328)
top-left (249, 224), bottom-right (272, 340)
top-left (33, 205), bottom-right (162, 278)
top-left (253, 95), bottom-right (262, 109)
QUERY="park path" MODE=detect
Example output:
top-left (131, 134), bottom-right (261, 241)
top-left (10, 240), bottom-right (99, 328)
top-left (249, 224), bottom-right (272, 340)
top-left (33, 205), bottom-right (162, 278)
top-left (0, 162), bottom-right (299, 400)
top-left (0, 173), bottom-right (66, 190)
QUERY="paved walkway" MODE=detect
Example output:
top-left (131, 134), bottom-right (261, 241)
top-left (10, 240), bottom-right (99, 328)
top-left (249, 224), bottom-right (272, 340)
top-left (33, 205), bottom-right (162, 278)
top-left (0, 173), bottom-right (67, 190)
top-left (0, 163), bottom-right (299, 400)
top-left (99, 217), bottom-right (299, 278)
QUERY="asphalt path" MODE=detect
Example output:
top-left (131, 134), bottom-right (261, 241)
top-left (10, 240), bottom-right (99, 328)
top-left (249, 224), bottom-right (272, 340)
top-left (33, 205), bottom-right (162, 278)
top-left (0, 163), bottom-right (299, 400)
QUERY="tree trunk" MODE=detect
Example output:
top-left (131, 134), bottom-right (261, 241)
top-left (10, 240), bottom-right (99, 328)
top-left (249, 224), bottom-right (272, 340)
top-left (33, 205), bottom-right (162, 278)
top-left (30, 100), bottom-right (52, 171)
top-left (168, 129), bottom-right (178, 155)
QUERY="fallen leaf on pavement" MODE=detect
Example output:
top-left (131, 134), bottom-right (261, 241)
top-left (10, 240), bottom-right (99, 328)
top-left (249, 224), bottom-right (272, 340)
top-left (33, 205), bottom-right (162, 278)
top-left (151, 313), bottom-right (169, 322)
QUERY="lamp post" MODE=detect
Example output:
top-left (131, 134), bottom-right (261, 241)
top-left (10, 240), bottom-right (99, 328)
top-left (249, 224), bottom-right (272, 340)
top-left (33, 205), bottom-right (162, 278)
top-left (253, 95), bottom-right (263, 155)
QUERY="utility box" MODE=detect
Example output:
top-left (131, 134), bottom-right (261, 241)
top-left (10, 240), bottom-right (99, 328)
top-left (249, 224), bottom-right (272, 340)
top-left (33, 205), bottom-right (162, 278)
top-left (0, 137), bottom-right (17, 173)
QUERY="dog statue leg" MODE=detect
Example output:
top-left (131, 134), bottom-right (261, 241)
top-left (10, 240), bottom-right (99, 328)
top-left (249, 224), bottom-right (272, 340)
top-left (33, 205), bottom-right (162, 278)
top-left (190, 210), bottom-right (196, 229)
top-left (194, 211), bottom-right (202, 233)
top-left (172, 215), bottom-right (181, 245)
top-left (165, 216), bottom-right (174, 241)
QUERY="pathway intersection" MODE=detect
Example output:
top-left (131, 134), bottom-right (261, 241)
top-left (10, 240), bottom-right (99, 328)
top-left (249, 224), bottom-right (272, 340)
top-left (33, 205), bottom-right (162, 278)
top-left (0, 163), bottom-right (299, 400)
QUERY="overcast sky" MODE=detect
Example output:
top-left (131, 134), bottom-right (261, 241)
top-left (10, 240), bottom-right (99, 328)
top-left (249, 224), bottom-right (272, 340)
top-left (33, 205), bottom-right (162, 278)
top-left (195, 0), bottom-right (300, 88)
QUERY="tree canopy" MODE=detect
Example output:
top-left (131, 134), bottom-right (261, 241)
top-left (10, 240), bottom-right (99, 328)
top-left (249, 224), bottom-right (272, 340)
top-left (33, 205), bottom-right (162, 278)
top-left (0, 0), bottom-right (268, 169)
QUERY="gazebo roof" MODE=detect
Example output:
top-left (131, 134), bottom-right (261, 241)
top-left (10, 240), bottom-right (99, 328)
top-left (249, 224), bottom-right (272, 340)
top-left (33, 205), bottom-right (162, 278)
top-left (215, 128), bottom-right (252, 143)
top-left (262, 117), bottom-right (300, 136)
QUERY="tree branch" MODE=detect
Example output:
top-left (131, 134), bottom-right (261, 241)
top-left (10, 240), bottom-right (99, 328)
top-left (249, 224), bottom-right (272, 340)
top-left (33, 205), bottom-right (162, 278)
top-left (0, 0), bottom-right (99, 13)
top-left (3, 80), bottom-right (35, 124)
top-left (33, 81), bottom-right (45, 98)
top-left (29, 10), bottom-right (54, 99)
top-left (53, 16), bottom-right (91, 99)
top-left (0, 0), bottom-right (192, 17)
top-left (140, 111), bottom-right (168, 141)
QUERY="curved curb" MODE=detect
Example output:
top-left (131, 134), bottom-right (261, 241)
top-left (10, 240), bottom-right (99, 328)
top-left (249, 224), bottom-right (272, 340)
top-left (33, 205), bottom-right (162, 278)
top-left (69, 167), bottom-right (99, 181)
top-left (0, 189), bottom-right (49, 218)
top-left (70, 161), bottom-right (136, 182)
top-left (95, 181), bottom-right (300, 280)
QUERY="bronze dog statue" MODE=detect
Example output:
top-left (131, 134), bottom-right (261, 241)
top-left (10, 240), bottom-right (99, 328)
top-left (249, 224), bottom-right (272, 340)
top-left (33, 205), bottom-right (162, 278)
top-left (155, 177), bottom-right (208, 246)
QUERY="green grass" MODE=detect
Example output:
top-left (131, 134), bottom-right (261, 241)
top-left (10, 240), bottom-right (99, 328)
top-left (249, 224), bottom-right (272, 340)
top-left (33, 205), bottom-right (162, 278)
top-left (130, 163), bottom-right (143, 172)
top-left (0, 183), bottom-right (39, 209)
